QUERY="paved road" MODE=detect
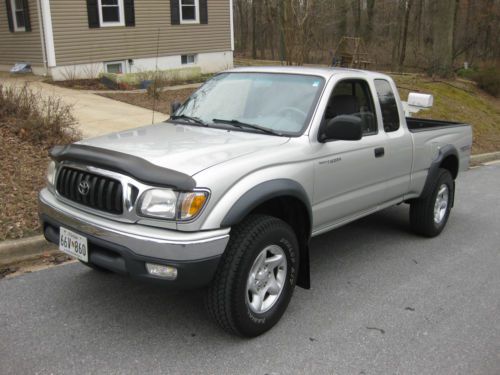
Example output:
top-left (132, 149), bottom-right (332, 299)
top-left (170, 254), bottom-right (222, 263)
top-left (1, 164), bottom-right (499, 375)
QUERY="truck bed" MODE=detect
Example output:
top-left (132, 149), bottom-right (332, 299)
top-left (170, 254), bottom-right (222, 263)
top-left (406, 117), bottom-right (469, 133)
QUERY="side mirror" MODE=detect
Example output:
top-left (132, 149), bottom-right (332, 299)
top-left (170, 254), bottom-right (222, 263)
top-left (171, 101), bottom-right (181, 114)
top-left (320, 115), bottom-right (363, 142)
top-left (407, 92), bottom-right (433, 108)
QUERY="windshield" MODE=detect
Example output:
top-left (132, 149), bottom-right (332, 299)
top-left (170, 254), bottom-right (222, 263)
top-left (173, 72), bottom-right (325, 136)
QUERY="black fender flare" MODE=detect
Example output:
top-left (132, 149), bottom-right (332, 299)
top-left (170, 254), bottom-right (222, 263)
top-left (221, 179), bottom-right (312, 228)
top-left (420, 144), bottom-right (458, 205)
top-left (221, 179), bottom-right (312, 289)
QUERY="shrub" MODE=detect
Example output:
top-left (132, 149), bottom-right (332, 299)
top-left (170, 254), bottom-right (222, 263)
top-left (456, 67), bottom-right (478, 80)
top-left (146, 72), bottom-right (167, 100)
top-left (0, 83), bottom-right (80, 145)
top-left (471, 67), bottom-right (500, 97)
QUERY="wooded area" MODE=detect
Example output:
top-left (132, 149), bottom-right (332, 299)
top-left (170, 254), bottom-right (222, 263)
top-left (234, 0), bottom-right (500, 77)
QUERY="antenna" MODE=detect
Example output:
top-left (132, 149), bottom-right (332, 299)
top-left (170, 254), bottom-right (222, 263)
top-left (152, 28), bottom-right (160, 124)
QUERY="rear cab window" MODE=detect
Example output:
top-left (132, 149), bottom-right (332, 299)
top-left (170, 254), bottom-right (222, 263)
top-left (374, 79), bottom-right (400, 132)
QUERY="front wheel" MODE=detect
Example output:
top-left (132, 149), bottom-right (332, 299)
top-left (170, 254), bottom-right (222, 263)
top-left (205, 215), bottom-right (299, 337)
top-left (410, 168), bottom-right (454, 237)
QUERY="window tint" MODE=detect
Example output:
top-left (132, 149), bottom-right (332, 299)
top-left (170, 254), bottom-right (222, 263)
top-left (374, 79), bottom-right (400, 132)
top-left (325, 80), bottom-right (378, 135)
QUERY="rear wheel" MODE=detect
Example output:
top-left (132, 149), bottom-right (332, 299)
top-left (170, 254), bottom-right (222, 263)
top-left (205, 215), bottom-right (299, 337)
top-left (410, 168), bottom-right (454, 237)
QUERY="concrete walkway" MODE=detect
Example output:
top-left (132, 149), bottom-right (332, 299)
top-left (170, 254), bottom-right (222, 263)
top-left (0, 74), bottom-right (166, 139)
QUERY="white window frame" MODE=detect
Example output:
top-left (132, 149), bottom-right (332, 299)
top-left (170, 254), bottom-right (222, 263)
top-left (104, 61), bottom-right (126, 74)
top-left (98, 0), bottom-right (125, 27)
top-left (181, 54), bottom-right (196, 65)
top-left (10, 0), bottom-right (26, 32)
top-left (179, 0), bottom-right (200, 24)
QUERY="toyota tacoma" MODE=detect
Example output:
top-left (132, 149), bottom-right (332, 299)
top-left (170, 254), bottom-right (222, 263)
top-left (39, 67), bottom-right (472, 337)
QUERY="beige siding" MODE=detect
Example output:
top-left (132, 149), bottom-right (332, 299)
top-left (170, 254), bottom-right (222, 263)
top-left (51, 0), bottom-right (232, 66)
top-left (0, 0), bottom-right (44, 67)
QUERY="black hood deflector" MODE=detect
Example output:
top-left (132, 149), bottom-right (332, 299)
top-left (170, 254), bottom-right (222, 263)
top-left (50, 144), bottom-right (196, 191)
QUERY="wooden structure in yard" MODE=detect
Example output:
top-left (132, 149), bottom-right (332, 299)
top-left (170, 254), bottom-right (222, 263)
top-left (332, 37), bottom-right (373, 69)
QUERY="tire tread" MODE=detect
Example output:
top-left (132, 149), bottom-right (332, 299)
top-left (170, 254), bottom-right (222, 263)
top-left (205, 214), bottom-right (292, 336)
top-left (410, 168), bottom-right (453, 237)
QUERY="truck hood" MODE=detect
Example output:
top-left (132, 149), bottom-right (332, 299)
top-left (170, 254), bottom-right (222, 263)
top-left (78, 123), bottom-right (289, 176)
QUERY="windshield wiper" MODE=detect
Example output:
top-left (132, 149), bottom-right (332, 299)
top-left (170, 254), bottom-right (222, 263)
top-left (169, 114), bottom-right (208, 127)
top-left (212, 118), bottom-right (283, 136)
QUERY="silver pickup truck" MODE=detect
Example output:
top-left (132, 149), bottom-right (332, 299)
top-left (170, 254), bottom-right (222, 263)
top-left (39, 67), bottom-right (472, 337)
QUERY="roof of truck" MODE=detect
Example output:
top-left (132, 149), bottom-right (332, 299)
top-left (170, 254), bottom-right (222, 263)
top-left (227, 66), bottom-right (390, 81)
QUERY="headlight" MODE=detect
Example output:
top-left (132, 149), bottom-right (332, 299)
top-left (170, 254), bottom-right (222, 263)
top-left (46, 161), bottom-right (57, 187)
top-left (139, 189), bottom-right (178, 219)
top-left (138, 189), bottom-right (208, 220)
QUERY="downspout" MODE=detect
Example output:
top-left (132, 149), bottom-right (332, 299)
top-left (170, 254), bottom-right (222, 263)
top-left (229, 0), bottom-right (234, 51)
top-left (37, 0), bottom-right (48, 74)
top-left (39, 0), bottom-right (56, 76)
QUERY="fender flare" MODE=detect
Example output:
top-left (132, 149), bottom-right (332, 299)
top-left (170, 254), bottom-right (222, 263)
top-left (420, 144), bottom-right (458, 203)
top-left (220, 179), bottom-right (312, 290)
top-left (221, 179), bottom-right (312, 229)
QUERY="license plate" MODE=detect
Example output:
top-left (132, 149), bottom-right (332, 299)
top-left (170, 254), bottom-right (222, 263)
top-left (59, 227), bottom-right (88, 262)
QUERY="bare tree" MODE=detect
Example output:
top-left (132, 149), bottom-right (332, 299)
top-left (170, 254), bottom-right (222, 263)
top-left (234, 0), bottom-right (500, 73)
top-left (399, 0), bottom-right (413, 69)
top-left (431, 0), bottom-right (457, 77)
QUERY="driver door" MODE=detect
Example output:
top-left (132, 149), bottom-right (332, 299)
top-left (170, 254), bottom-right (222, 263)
top-left (312, 79), bottom-right (389, 232)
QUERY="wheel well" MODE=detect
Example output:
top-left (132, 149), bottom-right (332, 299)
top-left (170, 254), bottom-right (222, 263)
top-left (248, 196), bottom-right (311, 289)
top-left (248, 196), bottom-right (311, 240)
top-left (440, 155), bottom-right (459, 179)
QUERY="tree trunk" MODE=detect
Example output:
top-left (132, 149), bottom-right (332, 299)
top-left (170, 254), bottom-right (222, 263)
top-left (365, 0), bottom-right (376, 41)
top-left (251, 0), bottom-right (257, 59)
top-left (351, 0), bottom-right (361, 37)
top-left (399, 0), bottom-right (413, 69)
top-left (391, 0), bottom-right (405, 71)
top-left (337, 0), bottom-right (347, 37)
top-left (431, 0), bottom-right (457, 77)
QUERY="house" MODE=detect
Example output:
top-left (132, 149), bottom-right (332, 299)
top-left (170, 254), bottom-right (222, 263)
top-left (0, 0), bottom-right (234, 80)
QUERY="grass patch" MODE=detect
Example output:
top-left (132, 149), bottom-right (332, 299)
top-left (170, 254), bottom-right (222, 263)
top-left (0, 84), bottom-right (80, 241)
top-left (394, 75), bottom-right (500, 154)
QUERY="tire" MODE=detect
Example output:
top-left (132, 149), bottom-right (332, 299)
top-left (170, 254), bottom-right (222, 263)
top-left (205, 214), bottom-right (299, 337)
top-left (410, 168), bottom-right (454, 237)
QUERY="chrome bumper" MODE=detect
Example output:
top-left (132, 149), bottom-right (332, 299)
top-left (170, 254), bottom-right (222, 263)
top-left (38, 188), bottom-right (230, 262)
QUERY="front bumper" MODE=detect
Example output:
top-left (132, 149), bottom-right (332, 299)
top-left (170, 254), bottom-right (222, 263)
top-left (39, 188), bottom-right (230, 288)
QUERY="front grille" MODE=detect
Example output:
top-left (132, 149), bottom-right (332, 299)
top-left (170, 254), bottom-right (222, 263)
top-left (56, 167), bottom-right (123, 214)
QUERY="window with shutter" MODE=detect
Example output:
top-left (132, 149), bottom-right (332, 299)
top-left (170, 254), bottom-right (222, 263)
top-left (179, 0), bottom-right (199, 24)
top-left (96, 0), bottom-right (125, 27)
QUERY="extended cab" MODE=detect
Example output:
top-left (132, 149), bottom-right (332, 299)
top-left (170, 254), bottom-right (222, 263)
top-left (39, 67), bottom-right (472, 336)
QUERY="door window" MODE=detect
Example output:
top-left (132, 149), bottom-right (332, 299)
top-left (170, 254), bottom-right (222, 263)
top-left (324, 80), bottom-right (378, 135)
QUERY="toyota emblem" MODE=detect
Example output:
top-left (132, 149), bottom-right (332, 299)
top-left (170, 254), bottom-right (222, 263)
top-left (78, 180), bottom-right (90, 196)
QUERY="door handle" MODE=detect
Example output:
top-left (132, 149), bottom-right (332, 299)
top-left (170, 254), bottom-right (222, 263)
top-left (374, 147), bottom-right (385, 158)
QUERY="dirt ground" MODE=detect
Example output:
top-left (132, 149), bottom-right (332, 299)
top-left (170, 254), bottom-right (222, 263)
top-left (0, 126), bottom-right (54, 240)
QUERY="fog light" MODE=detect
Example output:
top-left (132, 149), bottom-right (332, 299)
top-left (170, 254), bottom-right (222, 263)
top-left (145, 263), bottom-right (178, 280)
